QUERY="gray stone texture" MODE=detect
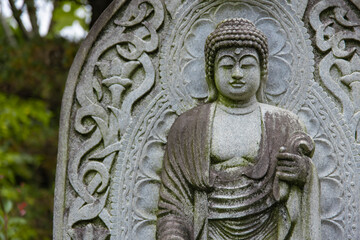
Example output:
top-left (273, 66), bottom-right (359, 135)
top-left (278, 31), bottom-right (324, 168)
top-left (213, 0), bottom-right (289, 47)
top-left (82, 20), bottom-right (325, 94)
top-left (53, 0), bottom-right (360, 239)
top-left (156, 19), bottom-right (320, 239)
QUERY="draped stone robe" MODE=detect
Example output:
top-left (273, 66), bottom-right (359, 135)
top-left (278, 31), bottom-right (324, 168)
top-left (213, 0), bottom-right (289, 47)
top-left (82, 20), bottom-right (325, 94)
top-left (156, 103), bottom-right (321, 240)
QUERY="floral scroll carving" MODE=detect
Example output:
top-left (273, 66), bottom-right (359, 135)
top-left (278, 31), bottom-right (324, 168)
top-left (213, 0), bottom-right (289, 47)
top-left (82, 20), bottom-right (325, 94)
top-left (310, 0), bottom-right (360, 142)
top-left (65, 0), bottom-right (164, 238)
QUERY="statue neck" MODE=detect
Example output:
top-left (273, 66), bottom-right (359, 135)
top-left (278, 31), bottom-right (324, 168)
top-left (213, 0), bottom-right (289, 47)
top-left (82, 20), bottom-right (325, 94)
top-left (217, 95), bottom-right (259, 115)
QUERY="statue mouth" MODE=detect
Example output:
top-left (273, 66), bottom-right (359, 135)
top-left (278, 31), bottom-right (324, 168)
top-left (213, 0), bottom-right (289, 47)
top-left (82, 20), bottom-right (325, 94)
top-left (230, 82), bottom-right (245, 88)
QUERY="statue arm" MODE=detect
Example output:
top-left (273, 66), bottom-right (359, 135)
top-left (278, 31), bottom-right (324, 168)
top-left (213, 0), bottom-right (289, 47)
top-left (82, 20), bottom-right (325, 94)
top-left (157, 150), bottom-right (194, 240)
top-left (272, 112), bottom-right (321, 239)
top-left (157, 105), bottom-right (211, 240)
top-left (156, 118), bottom-right (195, 240)
top-left (279, 156), bottom-right (321, 240)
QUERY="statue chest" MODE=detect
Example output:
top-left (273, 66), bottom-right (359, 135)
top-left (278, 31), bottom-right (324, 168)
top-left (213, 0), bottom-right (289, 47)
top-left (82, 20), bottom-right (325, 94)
top-left (211, 107), bottom-right (262, 167)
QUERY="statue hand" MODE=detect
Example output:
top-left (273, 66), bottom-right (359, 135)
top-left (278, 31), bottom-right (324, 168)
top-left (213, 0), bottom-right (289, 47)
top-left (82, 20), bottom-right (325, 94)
top-left (276, 151), bottom-right (309, 187)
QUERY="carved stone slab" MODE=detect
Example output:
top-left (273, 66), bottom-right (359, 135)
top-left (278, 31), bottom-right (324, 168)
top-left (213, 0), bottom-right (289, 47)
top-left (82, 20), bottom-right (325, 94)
top-left (53, 0), bottom-right (360, 239)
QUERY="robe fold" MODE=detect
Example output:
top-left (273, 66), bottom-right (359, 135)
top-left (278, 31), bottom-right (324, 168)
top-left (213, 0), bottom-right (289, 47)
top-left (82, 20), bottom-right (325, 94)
top-left (156, 103), bottom-right (321, 240)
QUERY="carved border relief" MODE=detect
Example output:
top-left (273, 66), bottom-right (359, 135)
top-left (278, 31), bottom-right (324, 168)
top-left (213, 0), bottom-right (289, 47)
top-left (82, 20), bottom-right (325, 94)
top-left (306, 1), bottom-right (360, 238)
top-left (53, 0), bottom-right (360, 239)
top-left (297, 83), bottom-right (359, 239)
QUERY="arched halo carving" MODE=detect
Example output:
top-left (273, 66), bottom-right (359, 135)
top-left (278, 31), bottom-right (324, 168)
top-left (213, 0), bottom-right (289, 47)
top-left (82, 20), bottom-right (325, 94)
top-left (159, 0), bottom-right (314, 114)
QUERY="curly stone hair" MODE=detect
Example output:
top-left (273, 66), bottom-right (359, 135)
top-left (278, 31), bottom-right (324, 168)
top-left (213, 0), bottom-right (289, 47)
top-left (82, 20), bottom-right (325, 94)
top-left (205, 18), bottom-right (269, 102)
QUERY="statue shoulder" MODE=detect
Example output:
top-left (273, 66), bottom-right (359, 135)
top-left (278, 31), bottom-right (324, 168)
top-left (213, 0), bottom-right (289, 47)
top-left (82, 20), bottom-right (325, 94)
top-left (169, 103), bottom-right (212, 133)
top-left (259, 103), bottom-right (306, 131)
top-left (259, 103), bottom-right (297, 118)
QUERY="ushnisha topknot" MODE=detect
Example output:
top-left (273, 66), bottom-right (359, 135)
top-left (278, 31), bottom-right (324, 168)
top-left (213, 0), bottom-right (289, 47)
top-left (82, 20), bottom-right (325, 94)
top-left (205, 18), bottom-right (269, 102)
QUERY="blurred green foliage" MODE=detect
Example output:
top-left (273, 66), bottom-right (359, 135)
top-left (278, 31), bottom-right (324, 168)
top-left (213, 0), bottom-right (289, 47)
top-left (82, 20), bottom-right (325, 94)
top-left (1, 0), bottom-right (113, 237)
top-left (51, 1), bottom-right (89, 35)
top-left (0, 40), bottom-right (79, 239)
top-left (0, 1), bottom-right (84, 239)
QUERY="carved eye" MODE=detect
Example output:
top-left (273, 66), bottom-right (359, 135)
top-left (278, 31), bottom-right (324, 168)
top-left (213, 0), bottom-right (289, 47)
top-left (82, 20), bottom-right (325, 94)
top-left (240, 56), bottom-right (258, 69)
top-left (218, 56), bottom-right (235, 68)
top-left (241, 64), bottom-right (255, 70)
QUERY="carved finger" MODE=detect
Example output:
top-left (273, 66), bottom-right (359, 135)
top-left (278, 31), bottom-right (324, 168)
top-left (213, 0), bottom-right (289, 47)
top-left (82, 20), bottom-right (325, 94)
top-left (277, 166), bottom-right (298, 174)
top-left (276, 152), bottom-right (300, 161)
top-left (277, 171), bottom-right (297, 182)
top-left (277, 160), bottom-right (297, 167)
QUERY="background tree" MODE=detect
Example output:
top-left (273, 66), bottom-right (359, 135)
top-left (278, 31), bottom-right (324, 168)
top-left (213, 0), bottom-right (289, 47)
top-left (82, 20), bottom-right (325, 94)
top-left (0, 1), bottom-right (112, 239)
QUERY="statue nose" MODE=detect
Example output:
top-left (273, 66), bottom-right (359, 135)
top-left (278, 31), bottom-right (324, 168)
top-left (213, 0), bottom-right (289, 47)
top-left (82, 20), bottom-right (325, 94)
top-left (232, 65), bottom-right (244, 80)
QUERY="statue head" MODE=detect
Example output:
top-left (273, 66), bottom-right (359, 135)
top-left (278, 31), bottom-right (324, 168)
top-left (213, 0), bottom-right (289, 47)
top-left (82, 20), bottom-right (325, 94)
top-left (205, 18), bottom-right (268, 103)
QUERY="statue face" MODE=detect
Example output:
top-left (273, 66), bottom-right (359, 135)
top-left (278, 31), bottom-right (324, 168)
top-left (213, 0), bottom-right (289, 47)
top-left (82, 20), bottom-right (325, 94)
top-left (214, 47), bottom-right (261, 103)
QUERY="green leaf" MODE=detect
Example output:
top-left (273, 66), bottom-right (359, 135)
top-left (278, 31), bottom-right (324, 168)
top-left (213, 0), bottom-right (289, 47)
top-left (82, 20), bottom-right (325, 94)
top-left (4, 199), bottom-right (13, 213)
top-left (1, 187), bottom-right (20, 201)
top-left (8, 217), bottom-right (27, 225)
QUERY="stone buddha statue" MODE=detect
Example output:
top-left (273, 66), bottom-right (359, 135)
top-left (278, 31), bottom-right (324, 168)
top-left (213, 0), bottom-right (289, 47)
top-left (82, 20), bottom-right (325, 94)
top-left (156, 18), bottom-right (321, 240)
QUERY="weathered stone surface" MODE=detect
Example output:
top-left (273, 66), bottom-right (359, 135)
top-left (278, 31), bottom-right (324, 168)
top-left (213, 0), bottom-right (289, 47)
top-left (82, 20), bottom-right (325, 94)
top-left (54, 0), bottom-right (360, 239)
top-left (156, 19), bottom-right (320, 240)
